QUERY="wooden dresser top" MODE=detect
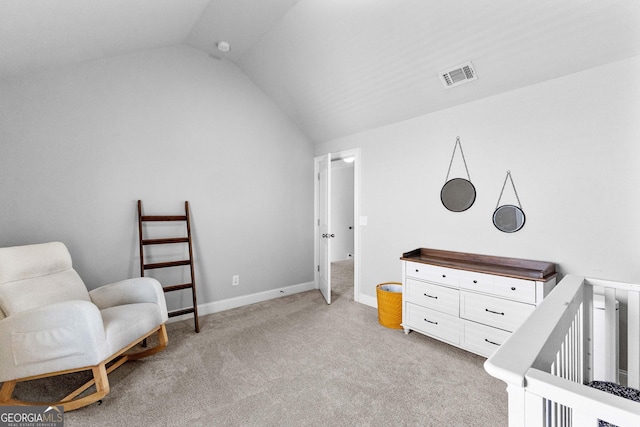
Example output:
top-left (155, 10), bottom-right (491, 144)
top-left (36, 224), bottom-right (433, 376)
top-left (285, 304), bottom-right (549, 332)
top-left (400, 248), bottom-right (557, 281)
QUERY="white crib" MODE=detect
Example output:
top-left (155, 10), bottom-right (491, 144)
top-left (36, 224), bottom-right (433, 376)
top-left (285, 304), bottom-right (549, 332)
top-left (484, 274), bottom-right (640, 426)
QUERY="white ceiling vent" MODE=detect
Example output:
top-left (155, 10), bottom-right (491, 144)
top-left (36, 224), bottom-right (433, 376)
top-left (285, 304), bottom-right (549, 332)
top-left (439, 62), bottom-right (478, 89)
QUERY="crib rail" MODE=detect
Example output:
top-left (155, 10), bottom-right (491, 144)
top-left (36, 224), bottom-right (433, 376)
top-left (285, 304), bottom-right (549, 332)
top-left (524, 369), bottom-right (640, 426)
top-left (484, 274), bottom-right (640, 426)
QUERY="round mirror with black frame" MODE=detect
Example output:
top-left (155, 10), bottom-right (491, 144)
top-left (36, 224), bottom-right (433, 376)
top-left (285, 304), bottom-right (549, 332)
top-left (441, 137), bottom-right (476, 212)
top-left (441, 178), bottom-right (476, 212)
top-left (493, 204), bottom-right (525, 233)
top-left (493, 171), bottom-right (526, 233)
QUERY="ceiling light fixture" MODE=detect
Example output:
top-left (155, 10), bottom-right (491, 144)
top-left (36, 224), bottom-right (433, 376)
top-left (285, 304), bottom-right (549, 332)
top-left (217, 41), bottom-right (231, 53)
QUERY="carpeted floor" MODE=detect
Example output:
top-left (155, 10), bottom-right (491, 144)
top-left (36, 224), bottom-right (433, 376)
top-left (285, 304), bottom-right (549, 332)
top-left (6, 260), bottom-right (508, 426)
top-left (330, 258), bottom-right (355, 302)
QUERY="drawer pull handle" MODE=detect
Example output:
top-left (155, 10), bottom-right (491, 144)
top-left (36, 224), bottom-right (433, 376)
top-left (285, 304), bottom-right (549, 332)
top-left (423, 293), bottom-right (438, 299)
top-left (473, 280), bottom-right (478, 284)
top-left (485, 308), bottom-right (505, 316)
top-left (485, 338), bottom-right (501, 346)
top-left (424, 319), bottom-right (438, 325)
top-left (442, 274), bottom-right (446, 278)
top-left (511, 287), bottom-right (516, 291)
top-left (415, 269), bottom-right (419, 273)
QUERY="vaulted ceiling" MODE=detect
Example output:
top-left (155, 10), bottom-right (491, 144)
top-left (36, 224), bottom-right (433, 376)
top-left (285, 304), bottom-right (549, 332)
top-left (2, 0), bottom-right (639, 143)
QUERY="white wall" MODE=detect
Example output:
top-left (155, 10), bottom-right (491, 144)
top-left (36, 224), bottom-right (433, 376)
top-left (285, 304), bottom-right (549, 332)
top-left (0, 45), bottom-right (315, 310)
top-left (330, 162), bottom-right (354, 261)
top-left (316, 56), bottom-right (640, 300)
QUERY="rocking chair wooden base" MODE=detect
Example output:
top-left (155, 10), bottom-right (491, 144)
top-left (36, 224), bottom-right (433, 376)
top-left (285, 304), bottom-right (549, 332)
top-left (0, 323), bottom-right (167, 412)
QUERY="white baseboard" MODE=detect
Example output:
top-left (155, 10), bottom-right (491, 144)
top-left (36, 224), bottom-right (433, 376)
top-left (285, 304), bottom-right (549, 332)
top-left (167, 281), bottom-right (316, 324)
top-left (358, 293), bottom-right (377, 309)
top-left (169, 281), bottom-right (380, 324)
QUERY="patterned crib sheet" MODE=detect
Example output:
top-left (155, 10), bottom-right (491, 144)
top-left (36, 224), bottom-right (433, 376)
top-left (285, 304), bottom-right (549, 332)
top-left (587, 381), bottom-right (640, 427)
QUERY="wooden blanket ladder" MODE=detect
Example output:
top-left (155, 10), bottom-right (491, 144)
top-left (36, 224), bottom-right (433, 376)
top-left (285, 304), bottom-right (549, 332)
top-left (137, 200), bottom-right (200, 332)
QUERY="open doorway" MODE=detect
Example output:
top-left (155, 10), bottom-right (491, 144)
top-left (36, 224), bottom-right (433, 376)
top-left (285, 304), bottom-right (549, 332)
top-left (330, 156), bottom-right (354, 302)
top-left (314, 149), bottom-right (360, 304)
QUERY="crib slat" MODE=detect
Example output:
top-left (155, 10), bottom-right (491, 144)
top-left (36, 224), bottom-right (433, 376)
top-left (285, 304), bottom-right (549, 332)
top-left (578, 302), bottom-right (584, 384)
top-left (604, 288), bottom-right (617, 382)
top-left (628, 290), bottom-right (640, 389)
top-left (583, 289), bottom-right (594, 384)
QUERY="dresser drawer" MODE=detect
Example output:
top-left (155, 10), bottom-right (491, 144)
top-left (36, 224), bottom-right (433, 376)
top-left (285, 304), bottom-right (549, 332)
top-left (430, 265), bottom-right (459, 288)
top-left (405, 302), bottom-right (461, 344)
top-left (462, 321), bottom-right (511, 358)
top-left (405, 279), bottom-right (459, 316)
top-left (406, 261), bottom-right (430, 281)
top-left (459, 270), bottom-right (494, 293)
top-left (460, 270), bottom-right (536, 304)
top-left (493, 276), bottom-right (536, 303)
top-left (460, 291), bottom-right (535, 332)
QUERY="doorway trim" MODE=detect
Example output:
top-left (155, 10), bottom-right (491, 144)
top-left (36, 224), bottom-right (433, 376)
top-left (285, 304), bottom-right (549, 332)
top-left (314, 148), bottom-right (361, 303)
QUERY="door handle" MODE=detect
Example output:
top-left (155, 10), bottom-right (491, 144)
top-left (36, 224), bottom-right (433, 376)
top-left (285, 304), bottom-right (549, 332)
top-left (321, 234), bottom-right (335, 239)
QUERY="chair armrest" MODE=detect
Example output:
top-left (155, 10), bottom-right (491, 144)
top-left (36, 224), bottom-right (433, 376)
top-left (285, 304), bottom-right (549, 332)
top-left (0, 300), bottom-right (107, 382)
top-left (89, 277), bottom-right (168, 314)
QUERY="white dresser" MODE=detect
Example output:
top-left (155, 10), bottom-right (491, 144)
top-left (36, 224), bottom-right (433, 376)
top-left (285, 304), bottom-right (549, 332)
top-left (401, 248), bottom-right (557, 358)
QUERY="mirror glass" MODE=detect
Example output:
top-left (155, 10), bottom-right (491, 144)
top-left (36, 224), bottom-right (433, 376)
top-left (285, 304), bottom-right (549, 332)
top-left (493, 204), bottom-right (525, 233)
top-left (441, 178), bottom-right (476, 212)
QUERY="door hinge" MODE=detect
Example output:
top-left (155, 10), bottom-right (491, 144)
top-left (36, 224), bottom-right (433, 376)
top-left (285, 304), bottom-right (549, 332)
top-left (317, 218), bottom-right (320, 226)
top-left (317, 265), bottom-right (320, 272)
top-left (318, 173), bottom-right (320, 180)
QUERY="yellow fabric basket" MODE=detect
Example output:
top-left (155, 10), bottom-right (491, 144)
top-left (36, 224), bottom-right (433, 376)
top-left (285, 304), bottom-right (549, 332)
top-left (376, 282), bottom-right (403, 329)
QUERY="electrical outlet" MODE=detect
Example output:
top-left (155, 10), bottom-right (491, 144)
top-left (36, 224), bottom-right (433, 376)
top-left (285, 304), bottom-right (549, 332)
top-left (232, 275), bottom-right (239, 286)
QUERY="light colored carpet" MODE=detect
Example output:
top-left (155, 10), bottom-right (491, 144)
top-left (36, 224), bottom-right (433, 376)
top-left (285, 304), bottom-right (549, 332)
top-left (331, 258), bottom-right (355, 301)
top-left (6, 261), bottom-right (508, 426)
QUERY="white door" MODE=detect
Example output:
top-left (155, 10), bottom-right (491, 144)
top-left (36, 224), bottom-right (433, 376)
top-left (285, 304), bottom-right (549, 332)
top-left (318, 154), bottom-right (332, 304)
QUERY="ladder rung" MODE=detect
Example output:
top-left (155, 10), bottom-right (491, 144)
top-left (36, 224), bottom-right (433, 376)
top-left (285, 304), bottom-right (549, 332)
top-left (141, 215), bottom-right (187, 222)
top-left (163, 283), bottom-right (193, 292)
top-left (168, 308), bottom-right (195, 318)
top-left (143, 260), bottom-right (191, 270)
top-left (142, 237), bottom-right (189, 245)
